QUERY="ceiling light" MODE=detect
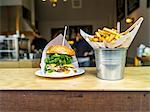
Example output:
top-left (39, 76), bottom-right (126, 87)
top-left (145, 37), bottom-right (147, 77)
top-left (52, 3), bottom-right (57, 7)
top-left (50, 0), bottom-right (58, 3)
top-left (42, 0), bottom-right (67, 7)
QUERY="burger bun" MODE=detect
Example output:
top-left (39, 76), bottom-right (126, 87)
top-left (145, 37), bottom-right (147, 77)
top-left (46, 45), bottom-right (75, 56)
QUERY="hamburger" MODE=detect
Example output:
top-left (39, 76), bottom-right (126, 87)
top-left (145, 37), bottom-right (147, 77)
top-left (44, 45), bottom-right (76, 75)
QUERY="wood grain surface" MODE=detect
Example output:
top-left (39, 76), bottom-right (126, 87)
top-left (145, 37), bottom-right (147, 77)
top-left (0, 91), bottom-right (149, 112)
top-left (0, 67), bottom-right (149, 91)
top-left (0, 59), bottom-right (40, 68)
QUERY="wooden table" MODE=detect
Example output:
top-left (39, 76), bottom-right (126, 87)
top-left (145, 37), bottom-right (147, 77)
top-left (0, 59), bottom-right (40, 68)
top-left (0, 67), bottom-right (149, 112)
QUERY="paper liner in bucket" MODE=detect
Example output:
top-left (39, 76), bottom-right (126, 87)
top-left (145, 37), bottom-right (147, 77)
top-left (80, 17), bottom-right (144, 49)
top-left (40, 34), bottom-right (79, 74)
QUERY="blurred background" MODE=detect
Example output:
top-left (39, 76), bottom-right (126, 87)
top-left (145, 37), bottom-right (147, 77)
top-left (0, 0), bottom-right (149, 68)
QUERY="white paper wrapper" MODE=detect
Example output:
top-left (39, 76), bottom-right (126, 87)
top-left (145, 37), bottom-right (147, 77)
top-left (80, 17), bottom-right (144, 49)
top-left (40, 34), bottom-right (79, 74)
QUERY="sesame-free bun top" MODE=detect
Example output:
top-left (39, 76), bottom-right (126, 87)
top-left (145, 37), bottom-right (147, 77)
top-left (46, 45), bottom-right (75, 56)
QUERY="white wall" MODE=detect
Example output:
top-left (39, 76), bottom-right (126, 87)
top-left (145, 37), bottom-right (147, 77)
top-left (0, 0), bottom-right (22, 6)
top-left (30, 0), bottom-right (35, 26)
top-left (0, 0), bottom-right (33, 8)
top-left (21, 0), bottom-right (35, 26)
top-left (36, 0), bottom-right (117, 41)
top-left (22, 0), bottom-right (31, 10)
top-left (38, 19), bottom-right (114, 40)
top-left (121, 0), bottom-right (150, 58)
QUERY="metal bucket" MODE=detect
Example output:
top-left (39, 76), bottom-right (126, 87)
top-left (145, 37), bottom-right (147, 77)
top-left (94, 48), bottom-right (127, 80)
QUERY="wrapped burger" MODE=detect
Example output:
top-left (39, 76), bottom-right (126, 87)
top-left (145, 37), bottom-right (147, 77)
top-left (36, 33), bottom-right (85, 78)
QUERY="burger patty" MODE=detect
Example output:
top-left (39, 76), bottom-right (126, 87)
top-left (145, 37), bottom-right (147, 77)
top-left (46, 64), bottom-right (74, 71)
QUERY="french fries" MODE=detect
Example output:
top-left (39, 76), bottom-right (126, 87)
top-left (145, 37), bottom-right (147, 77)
top-left (90, 27), bottom-right (121, 44)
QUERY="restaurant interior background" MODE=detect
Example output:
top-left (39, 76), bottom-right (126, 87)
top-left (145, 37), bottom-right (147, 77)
top-left (0, 0), bottom-right (149, 68)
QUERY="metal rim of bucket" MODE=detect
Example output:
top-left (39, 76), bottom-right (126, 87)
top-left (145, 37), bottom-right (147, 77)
top-left (94, 48), bottom-right (127, 51)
